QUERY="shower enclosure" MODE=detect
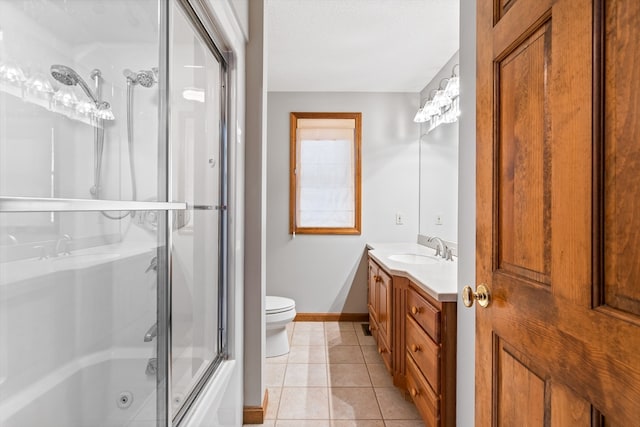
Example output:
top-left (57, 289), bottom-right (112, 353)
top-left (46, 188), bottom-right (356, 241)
top-left (0, 1), bottom-right (228, 426)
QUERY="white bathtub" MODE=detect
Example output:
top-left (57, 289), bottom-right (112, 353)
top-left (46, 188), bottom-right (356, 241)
top-left (0, 349), bottom-right (157, 427)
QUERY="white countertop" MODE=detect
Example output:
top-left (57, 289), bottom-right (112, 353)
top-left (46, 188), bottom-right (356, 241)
top-left (367, 242), bottom-right (458, 302)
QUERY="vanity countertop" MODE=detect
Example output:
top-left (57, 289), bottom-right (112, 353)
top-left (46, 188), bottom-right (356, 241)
top-left (367, 242), bottom-right (457, 302)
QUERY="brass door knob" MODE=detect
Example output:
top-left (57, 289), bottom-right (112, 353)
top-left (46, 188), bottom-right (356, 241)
top-left (410, 388), bottom-right (419, 398)
top-left (410, 344), bottom-right (421, 353)
top-left (462, 284), bottom-right (491, 308)
top-left (410, 306), bottom-right (421, 315)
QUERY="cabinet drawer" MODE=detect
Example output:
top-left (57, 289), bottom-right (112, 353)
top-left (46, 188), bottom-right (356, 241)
top-left (406, 354), bottom-right (439, 427)
top-left (407, 287), bottom-right (441, 342)
top-left (406, 314), bottom-right (440, 391)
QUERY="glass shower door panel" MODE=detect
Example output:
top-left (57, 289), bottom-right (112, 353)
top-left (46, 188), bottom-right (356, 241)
top-left (0, 210), bottom-right (164, 427)
top-left (169, 2), bottom-right (222, 415)
top-left (0, 0), bottom-right (160, 203)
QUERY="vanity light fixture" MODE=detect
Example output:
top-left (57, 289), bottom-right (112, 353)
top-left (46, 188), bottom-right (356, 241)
top-left (414, 63), bottom-right (460, 132)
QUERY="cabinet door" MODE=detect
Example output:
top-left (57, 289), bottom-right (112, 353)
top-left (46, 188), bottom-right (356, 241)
top-left (368, 260), bottom-right (378, 322)
top-left (378, 269), bottom-right (392, 346)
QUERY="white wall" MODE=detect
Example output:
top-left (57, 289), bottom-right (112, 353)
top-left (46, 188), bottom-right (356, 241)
top-left (266, 92), bottom-right (420, 313)
top-left (418, 51), bottom-right (459, 243)
top-left (457, 0), bottom-right (476, 425)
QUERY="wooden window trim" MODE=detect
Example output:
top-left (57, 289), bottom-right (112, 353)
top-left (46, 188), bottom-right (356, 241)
top-left (289, 112), bottom-right (362, 235)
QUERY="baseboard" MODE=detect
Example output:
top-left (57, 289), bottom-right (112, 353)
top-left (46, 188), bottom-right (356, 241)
top-left (294, 312), bottom-right (369, 322)
top-left (242, 389), bottom-right (269, 424)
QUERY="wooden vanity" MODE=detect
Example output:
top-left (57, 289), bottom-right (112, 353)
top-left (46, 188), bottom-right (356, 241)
top-left (368, 254), bottom-right (457, 427)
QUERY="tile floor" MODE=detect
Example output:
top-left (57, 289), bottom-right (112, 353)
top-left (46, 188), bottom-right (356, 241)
top-left (244, 321), bottom-right (424, 427)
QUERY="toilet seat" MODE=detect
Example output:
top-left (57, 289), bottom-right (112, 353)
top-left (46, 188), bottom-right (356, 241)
top-left (266, 296), bottom-right (295, 314)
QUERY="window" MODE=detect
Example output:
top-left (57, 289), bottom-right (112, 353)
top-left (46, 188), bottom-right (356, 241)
top-left (290, 112), bottom-right (362, 235)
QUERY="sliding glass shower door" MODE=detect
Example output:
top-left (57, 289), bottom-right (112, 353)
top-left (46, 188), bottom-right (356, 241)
top-left (0, 1), bottom-right (228, 426)
top-left (167, 1), bottom-right (227, 422)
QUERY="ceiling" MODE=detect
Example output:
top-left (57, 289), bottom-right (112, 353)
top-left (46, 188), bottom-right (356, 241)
top-left (266, 0), bottom-right (460, 93)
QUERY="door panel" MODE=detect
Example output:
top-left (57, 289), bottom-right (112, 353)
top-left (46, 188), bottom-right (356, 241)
top-left (603, 0), bottom-right (640, 317)
top-left (476, 0), bottom-right (640, 425)
top-left (497, 20), bottom-right (551, 285)
top-left (496, 339), bottom-right (545, 426)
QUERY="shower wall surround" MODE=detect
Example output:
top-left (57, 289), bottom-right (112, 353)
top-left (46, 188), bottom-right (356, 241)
top-left (0, 1), bottom-right (244, 426)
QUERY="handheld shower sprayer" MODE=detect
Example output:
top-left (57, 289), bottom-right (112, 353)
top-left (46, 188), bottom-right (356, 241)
top-left (49, 64), bottom-right (113, 115)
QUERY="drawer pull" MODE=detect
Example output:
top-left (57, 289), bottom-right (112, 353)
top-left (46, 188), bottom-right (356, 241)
top-left (411, 306), bottom-right (423, 315)
top-left (410, 387), bottom-right (420, 398)
top-left (410, 343), bottom-right (422, 353)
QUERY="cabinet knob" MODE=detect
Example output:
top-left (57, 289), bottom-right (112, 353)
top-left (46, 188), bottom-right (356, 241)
top-left (378, 347), bottom-right (387, 354)
top-left (410, 306), bottom-right (422, 315)
top-left (410, 344), bottom-right (421, 353)
top-left (410, 388), bottom-right (419, 398)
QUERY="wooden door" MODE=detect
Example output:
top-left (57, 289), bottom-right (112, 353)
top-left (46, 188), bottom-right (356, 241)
top-left (476, 0), bottom-right (640, 425)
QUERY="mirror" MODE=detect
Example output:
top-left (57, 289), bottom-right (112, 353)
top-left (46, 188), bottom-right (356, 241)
top-left (418, 51), bottom-right (459, 244)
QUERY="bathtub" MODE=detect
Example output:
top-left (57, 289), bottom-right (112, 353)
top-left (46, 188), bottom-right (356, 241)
top-left (0, 349), bottom-right (157, 427)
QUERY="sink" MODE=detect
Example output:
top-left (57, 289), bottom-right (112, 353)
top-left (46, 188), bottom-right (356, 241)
top-left (387, 253), bottom-right (439, 265)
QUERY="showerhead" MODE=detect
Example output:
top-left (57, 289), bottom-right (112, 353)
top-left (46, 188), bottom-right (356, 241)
top-left (50, 64), bottom-right (101, 105)
top-left (50, 64), bottom-right (80, 87)
top-left (123, 68), bottom-right (157, 88)
top-left (136, 70), bottom-right (154, 88)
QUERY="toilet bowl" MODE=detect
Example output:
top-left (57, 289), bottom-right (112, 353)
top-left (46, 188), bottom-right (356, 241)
top-left (266, 296), bottom-right (296, 357)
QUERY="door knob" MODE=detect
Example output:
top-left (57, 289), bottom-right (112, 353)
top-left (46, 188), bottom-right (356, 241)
top-left (462, 284), bottom-right (491, 308)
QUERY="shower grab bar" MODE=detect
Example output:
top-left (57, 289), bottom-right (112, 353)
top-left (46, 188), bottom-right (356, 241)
top-left (0, 196), bottom-right (187, 212)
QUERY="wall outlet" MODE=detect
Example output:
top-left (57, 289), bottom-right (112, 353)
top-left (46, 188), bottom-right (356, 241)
top-left (435, 214), bottom-right (443, 225)
top-left (395, 212), bottom-right (404, 225)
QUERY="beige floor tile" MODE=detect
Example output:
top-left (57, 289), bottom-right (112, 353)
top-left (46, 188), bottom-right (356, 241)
top-left (366, 363), bottom-right (394, 388)
top-left (294, 321), bottom-right (325, 332)
top-left (327, 346), bottom-right (365, 364)
top-left (284, 363), bottom-right (328, 387)
top-left (328, 364), bottom-right (372, 387)
top-left (278, 387), bottom-right (330, 419)
top-left (374, 388), bottom-right (421, 420)
top-left (329, 387), bottom-right (382, 420)
top-left (265, 363), bottom-right (286, 387)
top-left (265, 387), bottom-right (281, 420)
top-left (292, 330), bottom-right (326, 346)
top-left (382, 421), bottom-right (426, 427)
top-left (276, 421), bottom-right (331, 427)
top-left (325, 322), bottom-right (356, 332)
top-left (326, 330), bottom-right (360, 346)
top-left (331, 421), bottom-right (385, 427)
top-left (266, 353), bottom-right (289, 364)
top-left (361, 346), bottom-right (384, 364)
top-left (288, 345), bottom-right (327, 364)
top-left (356, 333), bottom-right (376, 346)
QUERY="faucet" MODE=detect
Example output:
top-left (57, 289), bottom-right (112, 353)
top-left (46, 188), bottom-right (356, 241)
top-left (145, 256), bottom-right (158, 273)
top-left (428, 236), bottom-right (453, 260)
top-left (54, 234), bottom-right (72, 256)
top-left (145, 357), bottom-right (157, 376)
top-left (144, 323), bottom-right (158, 342)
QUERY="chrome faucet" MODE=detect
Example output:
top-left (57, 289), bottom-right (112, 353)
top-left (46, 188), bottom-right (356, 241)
top-left (144, 323), bottom-right (157, 342)
top-left (54, 234), bottom-right (72, 256)
top-left (428, 236), bottom-right (453, 261)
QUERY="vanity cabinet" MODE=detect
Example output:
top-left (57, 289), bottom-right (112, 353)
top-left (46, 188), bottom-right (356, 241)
top-left (368, 258), bottom-right (393, 372)
top-left (367, 254), bottom-right (456, 427)
top-left (405, 282), bottom-right (456, 426)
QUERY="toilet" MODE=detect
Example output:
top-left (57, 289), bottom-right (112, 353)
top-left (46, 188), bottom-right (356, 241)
top-left (265, 296), bottom-right (296, 357)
